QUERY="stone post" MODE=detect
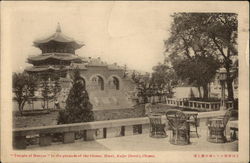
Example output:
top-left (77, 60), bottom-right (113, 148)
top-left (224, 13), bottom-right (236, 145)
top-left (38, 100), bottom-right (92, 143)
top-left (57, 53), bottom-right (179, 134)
top-left (85, 129), bottom-right (96, 141)
top-left (13, 135), bottom-right (26, 149)
top-left (39, 133), bottom-right (52, 146)
top-left (63, 132), bottom-right (75, 143)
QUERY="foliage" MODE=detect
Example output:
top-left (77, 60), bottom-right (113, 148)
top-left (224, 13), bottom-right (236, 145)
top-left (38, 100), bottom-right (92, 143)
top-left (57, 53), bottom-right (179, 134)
top-left (131, 71), bottom-right (152, 103)
top-left (57, 69), bottom-right (94, 124)
top-left (40, 78), bottom-right (61, 109)
top-left (12, 72), bottom-right (37, 115)
top-left (123, 64), bottom-right (128, 78)
top-left (131, 64), bottom-right (177, 103)
top-left (151, 63), bottom-right (178, 97)
top-left (165, 13), bottom-right (238, 100)
top-left (171, 55), bottom-right (220, 98)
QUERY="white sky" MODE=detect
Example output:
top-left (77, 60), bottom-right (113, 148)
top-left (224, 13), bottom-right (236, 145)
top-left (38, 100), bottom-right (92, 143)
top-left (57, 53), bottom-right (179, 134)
top-left (3, 1), bottom-right (246, 73)
top-left (4, 2), bottom-right (174, 73)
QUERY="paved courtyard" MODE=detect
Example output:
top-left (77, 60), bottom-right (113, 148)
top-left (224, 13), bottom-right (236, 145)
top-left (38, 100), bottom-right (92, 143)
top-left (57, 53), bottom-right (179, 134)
top-left (27, 120), bottom-right (238, 151)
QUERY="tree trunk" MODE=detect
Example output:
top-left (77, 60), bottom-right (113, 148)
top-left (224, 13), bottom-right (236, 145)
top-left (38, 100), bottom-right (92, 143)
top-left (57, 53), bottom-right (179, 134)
top-left (43, 99), bottom-right (46, 109)
top-left (197, 87), bottom-right (201, 98)
top-left (143, 96), bottom-right (148, 104)
top-left (47, 100), bottom-right (49, 109)
top-left (225, 64), bottom-right (234, 101)
top-left (18, 100), bottom-right (26, 116)
top-left (226, 79), bottom-right (234, 101)
top-left (18, 103), bottom-right (23, 116)
top-left (202, 84), bottom-right (209, 99)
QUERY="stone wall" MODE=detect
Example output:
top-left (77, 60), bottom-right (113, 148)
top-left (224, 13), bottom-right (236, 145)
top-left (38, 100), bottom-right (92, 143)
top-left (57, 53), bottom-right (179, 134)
top-left (57, 66), bottom-right (137, 110)
top-left (94, 105), bottom-right (145, 121)
top-left (93, 104), bottom-right (178, 121)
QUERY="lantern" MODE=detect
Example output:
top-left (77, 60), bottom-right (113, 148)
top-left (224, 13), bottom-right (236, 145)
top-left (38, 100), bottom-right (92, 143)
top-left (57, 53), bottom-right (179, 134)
top-left (219, 67), bottom-right (227, 81)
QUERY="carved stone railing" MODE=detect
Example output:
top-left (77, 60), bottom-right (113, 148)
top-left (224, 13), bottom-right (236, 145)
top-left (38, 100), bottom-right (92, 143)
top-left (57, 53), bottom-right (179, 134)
top-left (13, 111), bottom-right (228, 150)
top-left (13, 117), bottom-right (150, 149)
top-left (165, 98), bottom-right (233, 111)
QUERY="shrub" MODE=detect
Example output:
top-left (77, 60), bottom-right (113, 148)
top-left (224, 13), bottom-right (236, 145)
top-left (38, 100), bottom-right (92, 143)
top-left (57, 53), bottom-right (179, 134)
top-left (57, 69), bottom-right (94, 124)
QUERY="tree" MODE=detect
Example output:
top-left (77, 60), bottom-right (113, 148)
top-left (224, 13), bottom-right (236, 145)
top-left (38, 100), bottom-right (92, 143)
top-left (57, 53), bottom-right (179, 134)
top-left (131, 71), bottom-right (153, 103)
top-left (41, 79), bottom-right (52, 109)
top-left (171, 55), bottom-right (220, 98)
top-left (40, 78), bottom-right (61, 109)
top-left (57, 69), bottom-right (94, 124)
top-left (165, 13), bottom-right (237, 100)
top-left (205, 13), bottom-right (238, 100)
top-left (12, 72), bottom-right (37, 115)
top-left (151, 63), bottom-right (178, 98)
top-left (123, 64), bottom-right (128, 78)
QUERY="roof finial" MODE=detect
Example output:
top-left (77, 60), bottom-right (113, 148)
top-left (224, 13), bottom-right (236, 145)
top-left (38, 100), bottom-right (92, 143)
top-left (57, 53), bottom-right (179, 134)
top-left (56, 22), bottom-right (62, 33)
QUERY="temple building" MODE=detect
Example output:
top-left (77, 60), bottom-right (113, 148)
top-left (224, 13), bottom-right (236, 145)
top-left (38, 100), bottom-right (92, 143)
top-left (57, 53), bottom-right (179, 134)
top-left (25, 24), bottom-right (136, 110)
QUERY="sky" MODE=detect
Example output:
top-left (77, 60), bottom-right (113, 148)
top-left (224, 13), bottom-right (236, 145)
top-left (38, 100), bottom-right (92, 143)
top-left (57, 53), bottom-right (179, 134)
top-left (4, 2), bottom-right (174, 73)
top-left (3, 1), bottom-right (246, 73)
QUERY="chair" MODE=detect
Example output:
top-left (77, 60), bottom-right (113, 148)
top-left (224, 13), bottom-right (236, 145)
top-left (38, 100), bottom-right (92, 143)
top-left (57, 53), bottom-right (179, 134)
top-left (188, 117), bottom-right (200, 138)
top-left (207, 108), bottom-right (233, 143)
top-left (148, 113), bottom-right (167, 138)
top-left (166, 109), bottom-right (190, 145)
top-left (184, 111), bottom-right (200, 138)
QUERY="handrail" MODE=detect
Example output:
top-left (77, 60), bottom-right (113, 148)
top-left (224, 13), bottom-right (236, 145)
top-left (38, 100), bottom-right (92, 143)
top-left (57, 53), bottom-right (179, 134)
top-left (164, 98), bottom-right (233, 111)
top-left (14, 117), bottom-right (149, 136)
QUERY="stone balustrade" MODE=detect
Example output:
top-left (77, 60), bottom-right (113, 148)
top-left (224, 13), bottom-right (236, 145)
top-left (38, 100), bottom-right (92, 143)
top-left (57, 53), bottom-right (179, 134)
top-left (13, 110), bottom-right (228, 150)
top-left (13, 117), bottom-right (150, 149)
top-left (165, 98), bottom-right (233, 111)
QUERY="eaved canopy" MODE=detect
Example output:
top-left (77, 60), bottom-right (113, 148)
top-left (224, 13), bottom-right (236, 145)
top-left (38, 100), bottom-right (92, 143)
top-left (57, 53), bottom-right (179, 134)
top-left (33, 23), bottom-right (84, 50)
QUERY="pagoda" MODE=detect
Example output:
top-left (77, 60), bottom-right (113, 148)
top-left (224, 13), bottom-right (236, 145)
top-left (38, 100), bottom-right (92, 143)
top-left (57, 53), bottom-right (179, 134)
top-left (25, 24), bottom-right (137, 110)
top-left (25, 23), bottom-right (85, 79)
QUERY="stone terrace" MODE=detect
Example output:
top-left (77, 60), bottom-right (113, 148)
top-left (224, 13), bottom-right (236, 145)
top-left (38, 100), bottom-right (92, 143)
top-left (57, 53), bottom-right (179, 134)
top-left (13, 104), bottom-right (178, 128)
top-left (27, 119), bottom-right (238, 151)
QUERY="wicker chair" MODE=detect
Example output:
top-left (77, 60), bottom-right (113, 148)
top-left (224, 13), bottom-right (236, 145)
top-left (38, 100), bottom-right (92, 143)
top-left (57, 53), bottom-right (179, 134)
top-left (166, 109), bottom-right (190, 145)
top-left (148, 113), bottom-right (167, 138)
top-left (207, 108), bottom-right (233, 143)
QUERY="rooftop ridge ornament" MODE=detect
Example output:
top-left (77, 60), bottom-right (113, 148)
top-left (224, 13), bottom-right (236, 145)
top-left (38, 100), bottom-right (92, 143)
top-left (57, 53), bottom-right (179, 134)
top-left (56, 23), bottom-right (62, 33)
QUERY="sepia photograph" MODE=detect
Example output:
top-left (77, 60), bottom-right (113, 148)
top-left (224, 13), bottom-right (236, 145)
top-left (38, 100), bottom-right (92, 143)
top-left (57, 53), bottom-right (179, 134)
top-left (1, 1), bottom-right (249, 163)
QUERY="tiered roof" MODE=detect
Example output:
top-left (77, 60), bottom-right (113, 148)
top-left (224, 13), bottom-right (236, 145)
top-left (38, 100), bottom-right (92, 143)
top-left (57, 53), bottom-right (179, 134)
top-left (25, 24), bottom-right (124, 73)
top-left (25, 65), bottom-right (63, 72)
top-left (33, 23), bottom-right (84, 50)
top-left (27, 53), bottom-right (86, 64)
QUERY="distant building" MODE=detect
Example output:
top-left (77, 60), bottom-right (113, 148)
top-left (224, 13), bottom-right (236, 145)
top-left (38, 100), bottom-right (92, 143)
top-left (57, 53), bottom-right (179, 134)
top-left (210, 73), bottom-right (238, 99)
top-left (25, 24), bottom-right (136, 109)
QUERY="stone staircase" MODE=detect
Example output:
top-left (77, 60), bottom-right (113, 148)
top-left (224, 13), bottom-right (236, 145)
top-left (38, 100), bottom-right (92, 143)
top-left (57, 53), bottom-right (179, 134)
top-left (88, 90), bottom-right (134, 110)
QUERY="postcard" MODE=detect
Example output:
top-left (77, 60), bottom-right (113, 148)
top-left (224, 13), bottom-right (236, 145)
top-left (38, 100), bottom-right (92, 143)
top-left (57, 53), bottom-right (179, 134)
top-left (1, 1), bottom-right (249, 163)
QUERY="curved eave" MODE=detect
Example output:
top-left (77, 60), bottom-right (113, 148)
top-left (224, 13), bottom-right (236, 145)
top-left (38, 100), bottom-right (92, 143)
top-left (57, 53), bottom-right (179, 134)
top-left (33, 41), bottom-right (84, 50)
top-left (27, 58), bottom-right (83, 64)
top-left (25, 66), bottom-right (66, 72)
top-left (33, 32), bottom-right (84, 49)
top-left (27, 53), bottom-right (85, 64)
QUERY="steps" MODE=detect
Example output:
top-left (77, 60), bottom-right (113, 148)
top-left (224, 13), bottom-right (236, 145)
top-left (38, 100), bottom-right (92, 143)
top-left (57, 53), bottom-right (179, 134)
top-left (88, 90), bottom-right (134, 110)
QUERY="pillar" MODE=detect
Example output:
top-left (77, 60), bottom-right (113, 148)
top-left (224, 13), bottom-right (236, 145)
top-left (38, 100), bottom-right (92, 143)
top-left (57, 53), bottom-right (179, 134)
top-left (63, 132), bottom-right (75, 144)
top-left (13, 135), bottom-right (26, 149)
top-left (39, 133), bottom-right (52, 146)
top-left (85, 129), bottom-right (96, 141)
top-left (125, 125), bottom-right (134, 136)
top-left (142, 124), bottom-right (150, 134)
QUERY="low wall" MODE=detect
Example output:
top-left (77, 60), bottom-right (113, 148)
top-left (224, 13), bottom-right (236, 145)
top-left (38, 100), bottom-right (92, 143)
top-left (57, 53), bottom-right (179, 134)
top-left (13, 117), bottom-right (150, 149)
top-left (13, 111), bottom-right (227, 149)
top-left (93, 104), bottom-right (179, 121)
top-left (165, 98), bottom-right (233, 111)
top-left (94, 106), bottom-right (145, 121)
